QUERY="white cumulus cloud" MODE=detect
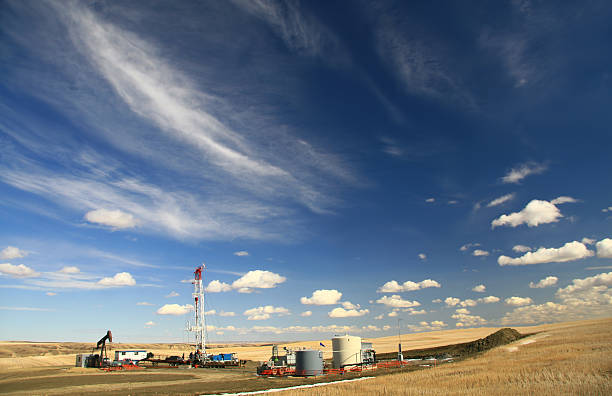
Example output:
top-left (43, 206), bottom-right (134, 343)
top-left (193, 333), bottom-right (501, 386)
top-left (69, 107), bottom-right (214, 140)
top-left (460, 299), bottom-right (478, 307)
top-left (376, 295), bottom-right (420, 308)
top-left (300, 310), bottom-right (312, 317)
top-left (529, 276), bottom-right (558, 288)
top-left (328, 307), bottom-right (369, 318)
top-left (300, 289), bottom-right (342, 305)
top-left (206, 270), bottom-right (286, 293)
top-left (501, 302), bottom-right (568, 325)
top-left (407, 321), bottom-right (447, 332)
top-left (472, 284), bottom-right (486, 292)
top-left (555, 272), bottom-right (612, 303)
top-left (165, 291), bottom-right (179, 298)
top-left (205, 280), bottom-right (232, 293)
top-left (479, 296), bottom-right (500, 303)
top-left (232, 270), bottom-right (286, 293)
top-left (512, 245), bottom-right (532, 253)
top-left (0, 246), bottom-right (28, 260)
top-left (244, 305), bottom-right (289, 320)
top-left (234, 251), bottom-right (249, 256)
top-left (0, 263), bottom-right (39, 278)
top-left (472, 249), bottom-right (489, 257)
top-left (492, 199), bottom-right (563, 228)
top-left (157, 304), bottom-right (193, 315)
top-left (505, 296), bottom-right (533, 306)
top-left (445, 297), bottom-right (481, 307)
top-left (84, 208), bottom-right (136, 229)
top-left (377, 279), bottom-right (441, 293)
top-left (452, 313), bottom-right (487, 327)
top-left (596, 238), bottom-right (612, 258)
top-left (418, 253), bottom-right (427, 260)
top-left (502, 272), bottom-right (612, 325)
top-left (498, 241), bottom-right (594, 266)
top-left (444, 297), bottom-right (461, 307)
top-left (97, 272), bottom-right (136, 287)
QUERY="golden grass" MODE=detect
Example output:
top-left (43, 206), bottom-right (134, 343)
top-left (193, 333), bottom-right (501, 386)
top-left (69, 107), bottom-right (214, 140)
top-left (0, 327), bottom-right (506, 370)
top-left (284, 318), bottom-right (612, 395)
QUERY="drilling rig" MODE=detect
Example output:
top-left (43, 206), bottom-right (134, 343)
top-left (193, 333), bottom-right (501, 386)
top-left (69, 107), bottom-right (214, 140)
top-left (186, 264), bottom-right (206, 364)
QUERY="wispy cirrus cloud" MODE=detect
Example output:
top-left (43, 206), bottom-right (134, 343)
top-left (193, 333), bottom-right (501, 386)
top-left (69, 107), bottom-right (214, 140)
top-left (230, 0), bottom-right (346, 61)
top-left (487, 193), bottom-right (515, 207)
top-left (0, 1), bottom-right (358, 242)
top-left (370, 5), bottom-right (475, 108)
top-left (500, 162), bottom-right (547, 184)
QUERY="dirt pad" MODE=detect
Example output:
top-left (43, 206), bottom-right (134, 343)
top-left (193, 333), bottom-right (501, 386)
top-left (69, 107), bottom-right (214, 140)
top-left (378, 328), bottom-right (524, 360)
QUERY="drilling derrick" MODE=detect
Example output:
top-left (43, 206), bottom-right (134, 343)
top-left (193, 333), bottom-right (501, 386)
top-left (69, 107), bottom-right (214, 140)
top-left (187, 264), bottom-right (206, 357)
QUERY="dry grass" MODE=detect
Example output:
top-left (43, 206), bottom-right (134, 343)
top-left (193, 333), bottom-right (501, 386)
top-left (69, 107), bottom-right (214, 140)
top-left (285, 318), bottom-right (612, 395)
top-left (0, 327), bottom-right (506, 370)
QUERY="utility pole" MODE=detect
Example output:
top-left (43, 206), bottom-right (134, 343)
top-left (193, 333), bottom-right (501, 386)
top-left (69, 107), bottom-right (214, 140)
top-left (397, 318), bottom-right (403, 362)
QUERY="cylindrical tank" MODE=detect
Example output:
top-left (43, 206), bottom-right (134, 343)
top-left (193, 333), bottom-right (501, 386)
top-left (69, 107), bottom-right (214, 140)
top-left (295, 350), bottom-right (323, 376)
top-left (332, 335), bottom-right (362, 368)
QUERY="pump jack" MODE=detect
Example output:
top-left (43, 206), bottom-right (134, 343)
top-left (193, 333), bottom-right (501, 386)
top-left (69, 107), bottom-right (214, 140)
top-left (91, 330), bottom-right (112, 367)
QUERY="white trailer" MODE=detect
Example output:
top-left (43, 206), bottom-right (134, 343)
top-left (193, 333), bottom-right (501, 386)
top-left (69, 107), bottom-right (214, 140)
top-left (114, 350), bottom-right (147, 362)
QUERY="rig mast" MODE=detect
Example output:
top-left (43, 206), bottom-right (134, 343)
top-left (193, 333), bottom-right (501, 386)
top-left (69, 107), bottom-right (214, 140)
top-left (187, 264), bottom-right (206, 355)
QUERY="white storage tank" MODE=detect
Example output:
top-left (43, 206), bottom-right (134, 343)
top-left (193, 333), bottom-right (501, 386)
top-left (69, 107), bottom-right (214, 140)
top-left (332, 335), bottom-right (362, 368)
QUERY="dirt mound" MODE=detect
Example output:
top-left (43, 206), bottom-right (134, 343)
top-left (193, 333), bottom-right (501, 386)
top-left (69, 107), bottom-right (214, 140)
top-left (377, 328), bottom-right (524, 360)
top-left (459, 328), bottom-right (522, 355)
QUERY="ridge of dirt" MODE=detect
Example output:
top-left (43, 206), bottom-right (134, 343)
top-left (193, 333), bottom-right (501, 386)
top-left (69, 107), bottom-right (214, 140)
top-left (377, 328), bottom-right (525, 360)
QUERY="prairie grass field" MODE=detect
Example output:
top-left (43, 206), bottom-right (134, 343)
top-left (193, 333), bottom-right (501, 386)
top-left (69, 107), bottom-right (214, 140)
top-left (0, 318), bottom-right (609, 395)
top-left (286, 318), bottom-right (612, 395)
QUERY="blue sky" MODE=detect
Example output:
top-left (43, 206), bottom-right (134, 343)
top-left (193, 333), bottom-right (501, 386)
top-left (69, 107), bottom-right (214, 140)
top-left (1, 0), bottom-right (611, 343)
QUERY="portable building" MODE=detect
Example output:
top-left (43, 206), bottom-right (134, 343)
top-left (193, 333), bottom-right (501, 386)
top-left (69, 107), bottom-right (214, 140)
top-left (114, 350), bottom-right (147, 362)
top-left (75, 353), bottom-right (93, 368)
